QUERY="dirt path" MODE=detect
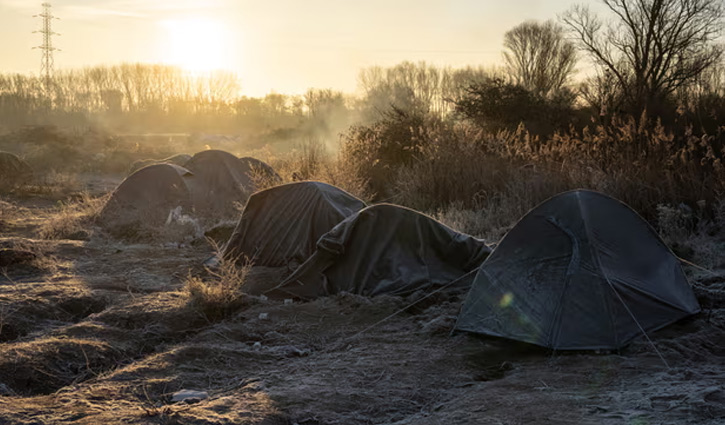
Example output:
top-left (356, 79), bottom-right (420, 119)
top-left (0, 194), bottom-right (723, 424)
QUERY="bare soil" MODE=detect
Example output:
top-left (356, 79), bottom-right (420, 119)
top-left (0, 185), bottom-right (723, 425)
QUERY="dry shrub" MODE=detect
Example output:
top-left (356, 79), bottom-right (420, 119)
top-left (35, 170), bottom-right (82, 194)
top-left (249, 138), bottom-right (373, 202)
top-left (385, 117), bottom-right (724, 230)
top-left (289, 138), bottom-right (327, 181)
top-left (38, 192), bottom-right (106, 240)
top-left (432, 169), bottom-right (574, 242)
top-left (656, 201), bottom-right (725, 269)
top-left (339, 109), bottom-right (436, 200)
top-left (315, 152), bottom-right (373, 202)
top-left (256, 138), bottom-right (327, 182)
top-left (185, 254), bottom-right (253, 321)
top-left (495, 118), bottom-right (725, 218)
top-left (391, 122), bottom-right (573, 210)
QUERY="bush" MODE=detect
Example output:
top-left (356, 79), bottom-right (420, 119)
top-left (185, 255), bottom-right (252, 321)
top-left (512, 118), bottom-right (725, 218)
top-left (453, 78), bottom-right (579, 136)
top-left (382, 115), bottom-right (723, 235)
top-left (340, 108), bottom-right (440, 199)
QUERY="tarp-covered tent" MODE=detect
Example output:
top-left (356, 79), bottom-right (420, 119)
top-left (265, 204), bottom-right (491, 299)
top-left (183, 150), bottom-right (279, 214)
top-left (222, 181), bottom-right (366, 267)
top-left (99, 164), bottom-right (194, 230)
top-left (0, 151), bottom-right (32, 186)
top-left (454, 190), bottom-right (700, 350)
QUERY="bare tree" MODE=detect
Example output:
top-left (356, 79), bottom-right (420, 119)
top-left (562, 0), bottom-right (724, 115)
top-left (357, 62), bottom-right (454, 118)
top-left (503, 20), bottom-right (577, 97)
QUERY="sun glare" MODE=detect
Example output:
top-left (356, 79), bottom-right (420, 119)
top-left (161, 18), bottom-right (229, 73)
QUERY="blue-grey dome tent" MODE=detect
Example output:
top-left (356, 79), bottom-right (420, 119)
top-left (454, 190), bottom-right (700, 350)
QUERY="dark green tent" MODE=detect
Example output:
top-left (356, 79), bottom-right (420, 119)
top-left (268, 204), bottom-right (491, 299)
top-left (454, 190), bottom-right (700, 350)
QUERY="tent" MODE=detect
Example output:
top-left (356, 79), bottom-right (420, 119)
top-left (183, 150), bottom-right (279, 215)
top-left (0, 152), bottom-right (32, 187)
top-left (238, 156), bottom-right (280, 186)
top-left (222, 181), bottom-right (365, 268)
top-left (454, 190), bottom-right (700, 350)
top-left (98, 163), bottom-right (194, 231)
top-left (128, 153), bottom-right (192, 174)
top-left (266, 204), bottom-right (491, 299)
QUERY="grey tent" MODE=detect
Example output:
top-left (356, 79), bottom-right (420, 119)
top-left (267, 204), bottom-right (491, 299)
top-left (99, 163), bottom-right (194, 232)
top-left (454, 190), bottom-right (700, 350)
top-left (183, 150), bottom-right (280, 215)
top-left (0, 152), bottom-right (32, 187)
top-left (238, 156), bottom-right (281, 185)
top-left (222, 181), bottom-right (365, 267)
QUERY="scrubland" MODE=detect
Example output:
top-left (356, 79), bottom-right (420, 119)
top-left (0, 111), bottom-right (722, 424)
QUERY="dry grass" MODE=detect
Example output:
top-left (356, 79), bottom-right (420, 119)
top-left (338, 113), bottom-right (723, 235)
top-left (185, 252), bottom-right (253, 321)
top-left (656, 200), bottom-right (725, 270)
top-left (497, 120), bottom-right (725, 218)
top-left (37, 192), bottom-right (106, 240)
top-left (0, 197), bottom-right (24, 221)
top-left (242, 138), bottom-right (373, 202)
top-left (4, 170), bottom-right (84, 198)
top-left (0, 239), bottom-right (62, 280)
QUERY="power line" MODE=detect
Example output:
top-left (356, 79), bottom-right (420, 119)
top-left (33, 2), bottom-right (60, 87)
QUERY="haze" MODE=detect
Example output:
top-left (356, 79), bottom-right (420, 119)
top-left (0, 0), bottom-right (581, 96)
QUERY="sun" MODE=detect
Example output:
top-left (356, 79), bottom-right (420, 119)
top-left (161, 18), bottom-right (229, 73)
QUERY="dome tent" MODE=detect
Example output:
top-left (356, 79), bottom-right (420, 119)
top-left (98, 164), bottom-right (194, 233)
top-left (183, 150), bottom-right (279, 215)
top-left (267, 204), bottom-right (491, 300)
top-left (454, 190), bottom-right (700, 350)
top-left (222, 181), bottom-right (365, 268)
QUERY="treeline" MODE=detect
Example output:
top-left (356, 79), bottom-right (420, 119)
top-left (0, 61), bottom-right (506, 138)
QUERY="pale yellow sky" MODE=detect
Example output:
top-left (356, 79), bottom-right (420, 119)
top-left (0, 0), bottom-right (593, 96)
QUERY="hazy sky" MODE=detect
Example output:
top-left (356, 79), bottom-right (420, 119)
top-left (1, 0), bottom-right (591, 96)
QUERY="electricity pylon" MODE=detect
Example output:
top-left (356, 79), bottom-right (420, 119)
top-left (33, 2), bottom-right (60, 87)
